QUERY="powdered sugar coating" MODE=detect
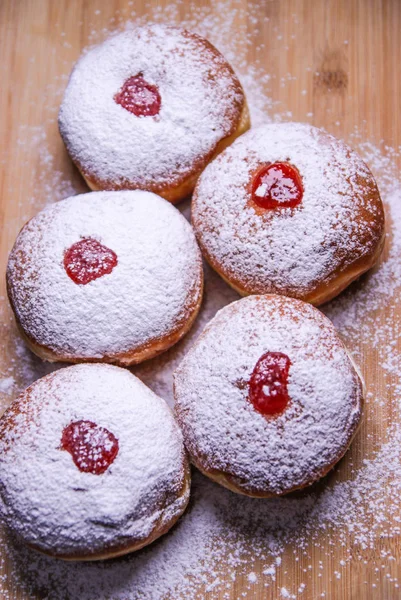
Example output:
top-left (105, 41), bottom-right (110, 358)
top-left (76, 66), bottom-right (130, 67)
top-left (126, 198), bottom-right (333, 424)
top-left (58, 24), bottom-right (245, 193)
top-left (0, 364), bottom-right (189, 558)
top-left (174, 295), bottom-right (363, 496)
top-left (192, 123), bottom-right (385, 302)
top-left (7, 190), bottom-right (203, 363)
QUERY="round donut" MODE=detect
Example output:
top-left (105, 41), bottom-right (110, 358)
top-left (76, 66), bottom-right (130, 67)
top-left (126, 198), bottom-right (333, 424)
top-left (174, 295), bottom-right (364, 497)
top-left (0, 364), bottom-right (190, 560)
top-left (58, 24), bottom-right (250, 203)
top-left (7, 190), bottom-right (203, 365)
top-left (192, 122), bottom-right (385, 305)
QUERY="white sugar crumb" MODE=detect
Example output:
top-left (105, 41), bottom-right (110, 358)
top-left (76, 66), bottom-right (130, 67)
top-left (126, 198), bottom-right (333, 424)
top-left (1, 0), bottom-right (401, 598)
top-left (247, 572), bottom-right (257, 583)
top-left (0, 378), bottom-right (15, 395)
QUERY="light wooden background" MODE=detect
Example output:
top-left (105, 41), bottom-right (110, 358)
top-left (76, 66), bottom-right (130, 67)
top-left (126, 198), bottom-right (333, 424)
top-left (0, 0), bottom-right (401, 598)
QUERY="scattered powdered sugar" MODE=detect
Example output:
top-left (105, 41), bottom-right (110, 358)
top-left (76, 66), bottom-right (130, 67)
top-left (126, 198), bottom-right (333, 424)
top-left (193, 122), bottom-right (384, 299)
top-left (1, 1), bottom-right (401, 598)
top-left (15, 126), bottom-right (84, 221)
top-left (248, 571), bottom-right (258, 583)
top-left (7, 191), bottom-right (202, 362)
top-left (0, 379), bottom-right (15, 395)
top-left (59, 24), bottom-right (245, 190)
top-left (175, 295), bottom-right (362, 495)
top-left (0, 364), bottom-right (188, 558)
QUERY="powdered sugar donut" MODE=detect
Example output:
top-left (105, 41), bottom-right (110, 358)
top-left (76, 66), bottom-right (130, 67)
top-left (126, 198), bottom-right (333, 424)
top-left (58, 24), bottom-right (250, 203)
top-left (192, 123), bottom-right (385, 305)
top-left (7, 190), bottom-right (203, 365)
top-left (174, 295), bottom-right (364, 497)
top-left (0, 364), bottom-right (190, 560)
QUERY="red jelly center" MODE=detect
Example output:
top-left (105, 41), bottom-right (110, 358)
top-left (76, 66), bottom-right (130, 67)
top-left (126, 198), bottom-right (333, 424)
top-left (252, 162), bottom-right (303, 209)
top-left (61, 420), bottom-right (119, 475)
top-left (64, 238), bottom-right (117, 285)
top-left (248, 351), bottom-right (292, 416)
top-left (115, 74), bottom-right (161, 117)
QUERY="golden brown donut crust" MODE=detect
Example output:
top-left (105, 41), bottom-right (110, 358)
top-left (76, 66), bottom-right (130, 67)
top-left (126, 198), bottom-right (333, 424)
top-left (6, 191), bottom-right (204, 367)
top-left (8, 272), bottom-right (203, 367)
top-left (174, 294), bottom-right (365, 497)
top-left (189, 416), bottom-right (362, 498)
top-left (0, 365), bottom-right (191, 561)
top-left (192, 124), bottom-right (385, 306)
top-left (29, 462), bottom-right (191, 561)
top-left (82, 100), bottom-right (251, 204)
top-left (59, 28), bottom-right (250, 204)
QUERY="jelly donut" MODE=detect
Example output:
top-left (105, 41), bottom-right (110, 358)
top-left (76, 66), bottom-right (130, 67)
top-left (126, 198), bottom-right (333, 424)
top-left (174, 295), bottom-right (364, 497)
top-left (192, 123), bottom-right (385, 305)
top-left (7, 190), bottom-right (203, 365)
top-left (0, 364), bottom-right (190, 560)
top-left (58, 24), bottom-right (250, 203)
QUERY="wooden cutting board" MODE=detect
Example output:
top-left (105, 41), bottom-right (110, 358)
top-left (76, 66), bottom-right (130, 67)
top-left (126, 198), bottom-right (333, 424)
top-left (0, 1), bottom-right (400, 598)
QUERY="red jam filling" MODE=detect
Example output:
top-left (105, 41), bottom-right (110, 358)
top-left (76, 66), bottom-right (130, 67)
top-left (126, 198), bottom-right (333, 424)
top-left (64, 238), bottom-right (117, 285)
top-left (114, 74), bottom-right (161, 117)
top-left (251, 162), bottom-right (303, 209)
top-left (61, 420), bottom-right (119, 475)
top-left (248, 351), bottom-right (292, 416)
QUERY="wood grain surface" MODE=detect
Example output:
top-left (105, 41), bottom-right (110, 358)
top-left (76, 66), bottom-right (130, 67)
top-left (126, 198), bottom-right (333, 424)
top-left (0, 1), bottom-right (401, 598)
